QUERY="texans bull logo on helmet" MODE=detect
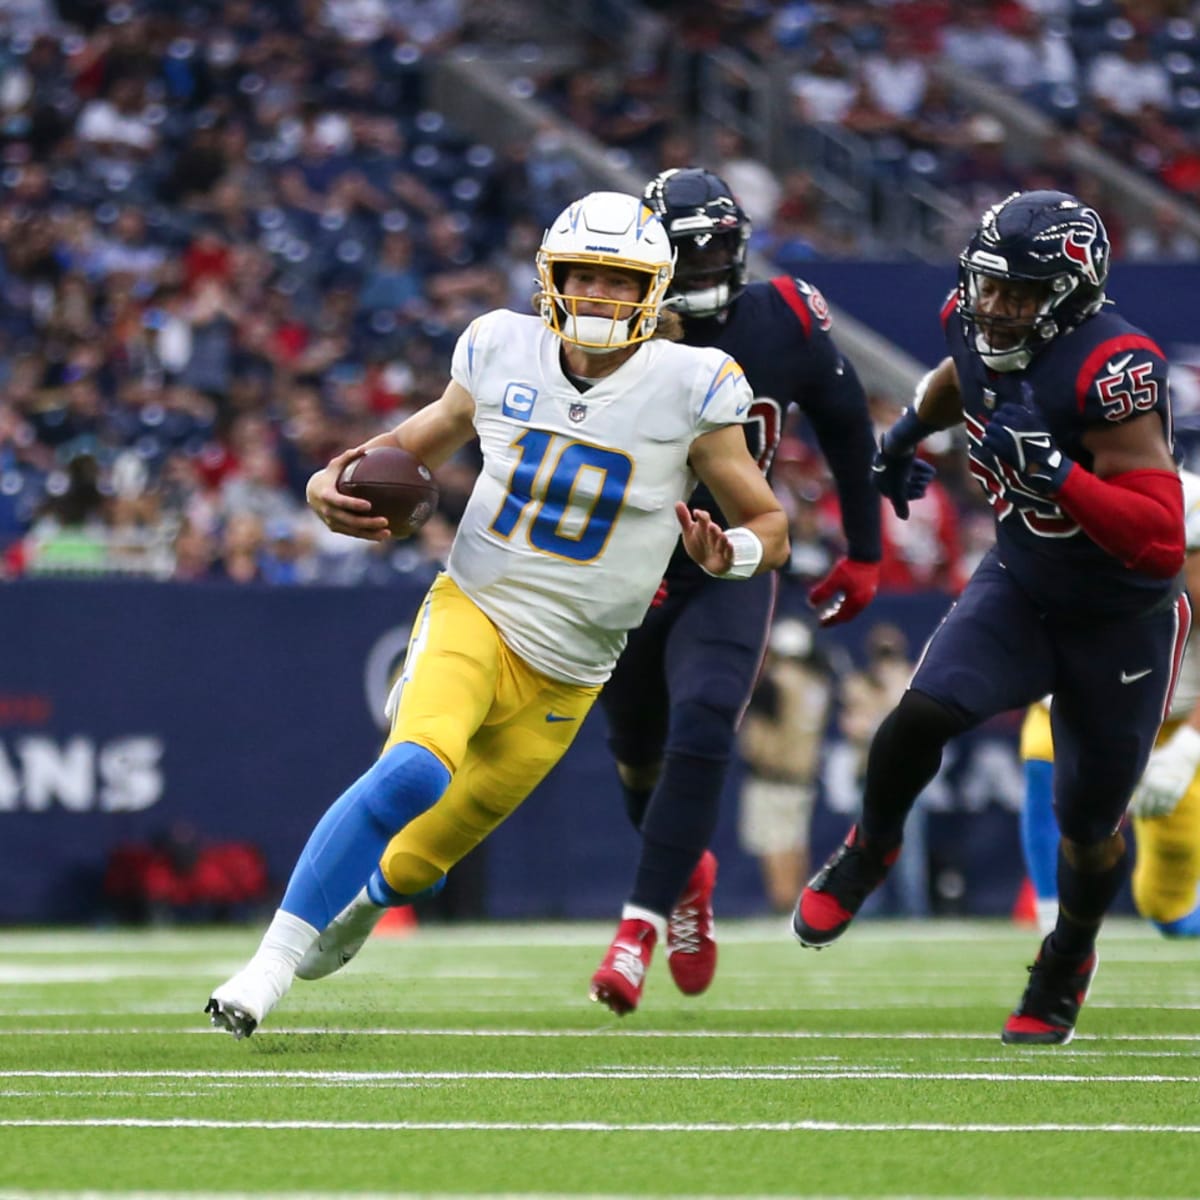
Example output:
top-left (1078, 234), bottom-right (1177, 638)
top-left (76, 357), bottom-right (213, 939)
top-left (1063, 224), bottom-right (1105, 288)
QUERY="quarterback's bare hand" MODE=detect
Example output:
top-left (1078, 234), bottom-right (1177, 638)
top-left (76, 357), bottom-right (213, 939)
top-left (306, 446), bottom-right (391, 541)
top-left (676, 502), bottom-right (736, 576)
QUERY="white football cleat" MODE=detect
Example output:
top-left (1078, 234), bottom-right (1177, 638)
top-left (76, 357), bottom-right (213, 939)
top-left (295, 886), bottom-right (385, 981)
top-left (206, 959), bottom-right (293, 1039)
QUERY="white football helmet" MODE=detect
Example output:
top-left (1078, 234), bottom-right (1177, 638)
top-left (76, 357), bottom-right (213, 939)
top-left (536, 191), bottom-right (674, 352)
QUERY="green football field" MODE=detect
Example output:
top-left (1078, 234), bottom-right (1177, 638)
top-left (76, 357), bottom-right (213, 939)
top-left (0, 918), bottom-right (1197, 1199)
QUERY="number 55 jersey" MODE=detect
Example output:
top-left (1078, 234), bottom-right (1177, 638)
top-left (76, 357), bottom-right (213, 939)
top-left (446, 309), bottom-right (753, 685)
top-left (948, 296), bottom-right (1177, 617)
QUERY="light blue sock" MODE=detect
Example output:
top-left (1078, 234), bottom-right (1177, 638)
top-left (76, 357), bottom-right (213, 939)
top-left (1020, 759), bottom-right (1058, 903)
top-left (367, 868), bottom-right (447, 907)
top-left (280, 742), bottom-right (450, 930)
top-left (1153, 893), bottom-right (1200, 938)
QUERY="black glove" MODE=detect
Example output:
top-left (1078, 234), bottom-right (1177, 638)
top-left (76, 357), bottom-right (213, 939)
top-left (872, 407), bottom-right (937, 520)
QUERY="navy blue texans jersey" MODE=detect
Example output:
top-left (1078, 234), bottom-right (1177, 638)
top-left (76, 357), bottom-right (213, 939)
top-left (666, 276), bottom-right (879, 587)
top-left (945, 292), bottom-right (1177, 616)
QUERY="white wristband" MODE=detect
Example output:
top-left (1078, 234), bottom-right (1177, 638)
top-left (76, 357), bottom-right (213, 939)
top-left (1167, 723), bottom-right (1200, 769)
top-left (703, 526), bottom-right (763, 580)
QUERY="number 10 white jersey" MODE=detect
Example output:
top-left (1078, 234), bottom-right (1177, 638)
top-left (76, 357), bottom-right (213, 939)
top-left (446, 309), bottom-right (753, 685)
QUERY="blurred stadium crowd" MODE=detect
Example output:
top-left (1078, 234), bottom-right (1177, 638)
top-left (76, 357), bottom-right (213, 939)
top-left (1, 0), bottom-right (1196, 590)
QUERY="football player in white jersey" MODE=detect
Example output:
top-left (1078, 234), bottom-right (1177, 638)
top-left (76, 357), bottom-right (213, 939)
top-left (206, 191), bottom-right (789, 1037)
top-left (1019, 467), bottom-right (1200, 938)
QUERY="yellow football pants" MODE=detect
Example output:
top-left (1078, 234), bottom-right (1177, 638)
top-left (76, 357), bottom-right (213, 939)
top-left (377, 573), bottom-right (600, 895)
top-left (1019, 702), bottom-right (1054, 764)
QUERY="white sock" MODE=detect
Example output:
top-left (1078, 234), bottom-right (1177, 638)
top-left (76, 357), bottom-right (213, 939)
top-left (621, 903), bottom-right (667, 942)
top-left (1035, 898), bottom-right (1058, 938)
top-left (255, 909), bottom-right (320, 972)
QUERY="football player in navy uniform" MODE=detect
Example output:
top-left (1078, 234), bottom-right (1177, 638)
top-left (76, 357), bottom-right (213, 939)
top-left (793, 190), bottom-right (1189, 1045)
top-left (590, 168), bottom-right (883, 1015)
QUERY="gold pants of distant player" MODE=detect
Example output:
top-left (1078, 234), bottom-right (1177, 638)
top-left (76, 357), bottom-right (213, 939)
top-left (1020, 704), bottom-right (1200, 925)
top-left (377, 572), bottom-right (600, 894)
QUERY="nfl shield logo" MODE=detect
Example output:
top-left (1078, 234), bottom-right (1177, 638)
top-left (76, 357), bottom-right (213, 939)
top-left (568, 402), bottom-right (587, 424)
top-left (982, 388), bottom-right (996, 410)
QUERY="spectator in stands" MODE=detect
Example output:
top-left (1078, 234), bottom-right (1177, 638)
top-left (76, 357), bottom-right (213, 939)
top-left (389, 0), bottom-right (466, 55)
top-left (172, 518), bottom-right (219, 581)
top-left (893, 0), bottom-right (955, 56)
top-left (321, 0), bottom-right (388, 44)
top-left (1143, 113), bottom-right (1200, 203)
top-left (87, 208), bottom-right (167, 284)
top-left (259, 517), bottom-right (316, 585)
top-left (212, 510), bottom-right (267, 584)
top-left (357, 230), bottom-right (424, 316)
top-left (861, 27), bottom-right (929, 122)
top-left (22, 452), bottom-right (110, 575)
top-left (1019, 135), bottom-right (1088, 198)
top-left (1125, 202), bottom-right (1200, 262)
top-left (491, 216), bottom-right (541, 311)
top-left (901, 76), bottom-right (972, 156)
top-left (75, 76), bottom-right (157, 160)
top-left (761, 168), bottom-right (826, 264)
top-left (644, 127), bottom-right (691, 177)
top-left (939, 0), bottom-right (1021, 78)
top-left (1003, 8), bottom-right (1076, 92)
top-left (219, 442), bottom-right (303, 528)
top-left (710, 126), bottom-right (781, 227)
top-left (789, 30), bottom-right (860, 127)
top-left (1087, 31), bottom-right (1172, 120)
top-left (948, 114), bottom-right (1026, 213)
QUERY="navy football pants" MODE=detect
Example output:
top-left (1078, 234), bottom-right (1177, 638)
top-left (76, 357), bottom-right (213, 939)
top-left (908, 551), bottom-right (1190, 843)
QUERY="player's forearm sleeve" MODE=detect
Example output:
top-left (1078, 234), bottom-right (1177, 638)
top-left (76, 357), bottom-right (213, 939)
top-left (1055, 466), bottom-right (1185, 578)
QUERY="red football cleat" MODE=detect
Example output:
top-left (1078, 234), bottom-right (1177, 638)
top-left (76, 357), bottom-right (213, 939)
top-left (667, 850), bottom-right (718, 995)
top-left (1002, 936), bottom-right (1098, 1046)
top-left (792, 824), bottom-right (900, 948)
top-left (590, 917), bottom-right (657, 1016)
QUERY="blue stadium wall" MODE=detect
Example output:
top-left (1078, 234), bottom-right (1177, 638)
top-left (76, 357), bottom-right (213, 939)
top-left (0, 579), bottom-right (1037, 925)
top-left (797, 263), bottom-right (1200, 371)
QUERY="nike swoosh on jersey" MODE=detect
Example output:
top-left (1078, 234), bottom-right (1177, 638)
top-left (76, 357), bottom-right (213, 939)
top-left (1106, 353), bottom-right (1134, 374)
top-left (1120, 668), bottom-right (1152, 684)
top-left (545, 712), bottom-right (576, 723)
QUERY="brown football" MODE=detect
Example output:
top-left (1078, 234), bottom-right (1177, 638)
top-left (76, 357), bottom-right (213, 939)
top-left (336, 446), bottom-right (439, 538)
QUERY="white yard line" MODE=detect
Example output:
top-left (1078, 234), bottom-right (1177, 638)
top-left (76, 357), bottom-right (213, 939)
top-left (2, 1068), bottom-right (1197, 1084)
top-left (0, 1191), bottom-right (1157, 1200)
top-left (1, 1116), bottom-right (1198, 1134)
top-left (0, 960), bottom-right (243, 979)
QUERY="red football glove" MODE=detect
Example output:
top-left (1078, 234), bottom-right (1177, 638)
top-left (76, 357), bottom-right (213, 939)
top-left (808, 557), bottom-right (880, 627)
top-left (650, 578), bottom-right (669, 608)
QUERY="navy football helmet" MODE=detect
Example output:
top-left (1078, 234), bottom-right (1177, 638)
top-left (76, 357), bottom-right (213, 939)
top-left (958, 190), bottom-right (1110, 372)
top-left (642, 168), bottom-right (750, 318)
